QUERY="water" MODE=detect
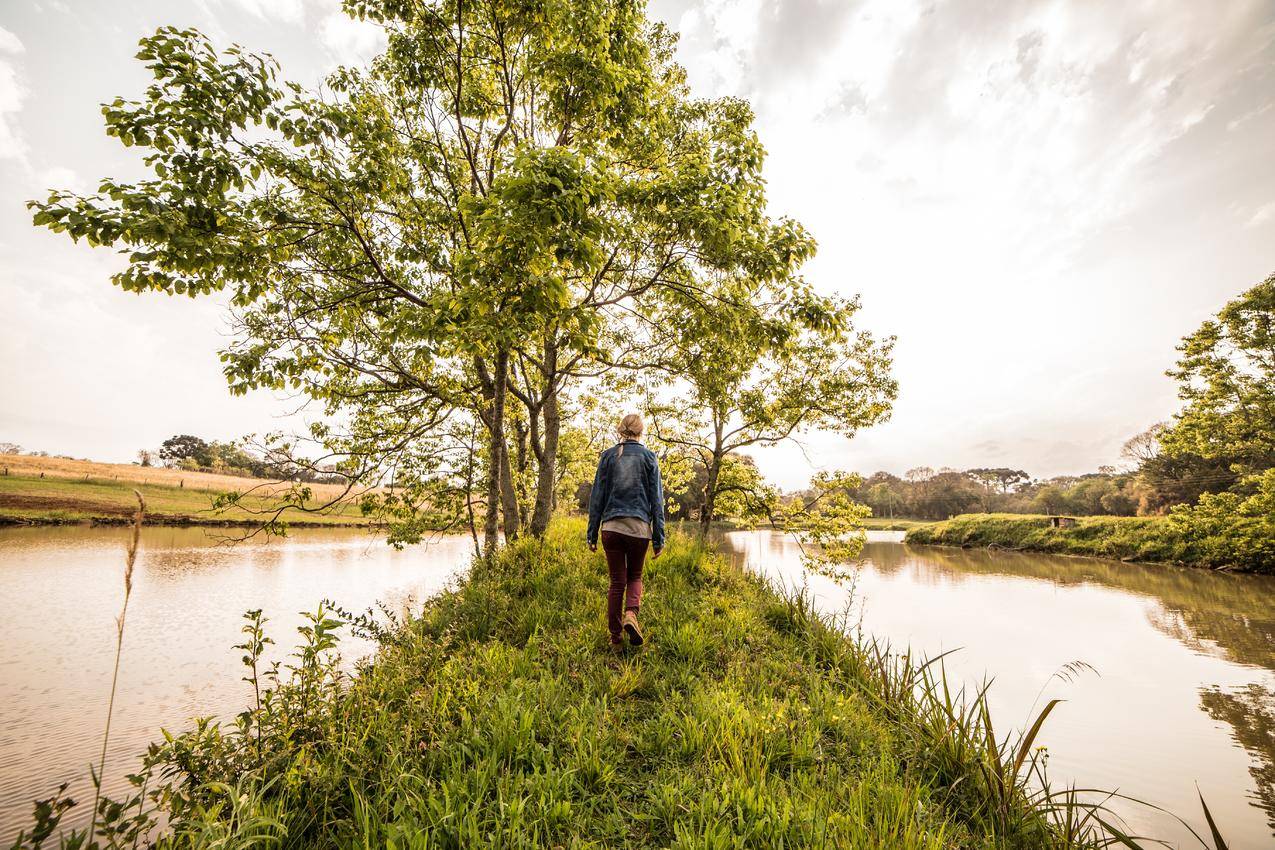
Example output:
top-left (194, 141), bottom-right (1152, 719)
top-left (1, 525), bottom-right (1272, 847)
top-left (721, 530), bottom-right (1275, 849)
top-left (0, 525), bottom-right (472, 839)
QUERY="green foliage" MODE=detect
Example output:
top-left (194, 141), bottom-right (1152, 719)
top-left (766, 471), bottom-right (871, 582)
top-left (906, 511), bottom-right (1271, 573)
top-left (11, 520), bottom-right (1163, 848)
top-left (1160, 274), bottom-right (1275, 474)
top-left (1166, 468), bottom-right (1275, 572)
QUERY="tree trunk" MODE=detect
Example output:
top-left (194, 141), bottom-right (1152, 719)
top-left (481, 350), bottom-right (508, 557)
top-left (698, 415), bottom-right (725, 540)
top-left (699, 455), bottom-right (721, 539)
top-left (530, 384), bottom-right (560, 536)
top-left (513, 418), bottom-right (530, 530)
top-left (499, 434), bottom-right (520, 543)
top-left (529, 337), bottom-right (559, 537)
top-left (465, 421), bottom-right (480, 558)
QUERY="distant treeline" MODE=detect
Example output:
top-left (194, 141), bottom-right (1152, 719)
top-left (141, 435), bottom-right (347, 485)
top-left (831, 436), bottom-right (1236, 522)
top-left (835, 466), bottom-right (1139, 521)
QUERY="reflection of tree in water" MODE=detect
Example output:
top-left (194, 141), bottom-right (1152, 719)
top-left (874, 543), bottom-right (1275, 672)
top-left (1200, 684), bottom-right (1275, 832)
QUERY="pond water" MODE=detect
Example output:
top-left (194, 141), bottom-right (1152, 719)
top-left (721, 530), bottom-right (1275, 849)
top-left (1, 525), bottom-right (1272, 847)
top-left (0, 525), bottom-right (471, 839)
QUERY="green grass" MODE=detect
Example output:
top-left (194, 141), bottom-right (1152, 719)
top-left (903, 512), bottom-right (1256, 571)
top-left (17, 519), bottom-right (1178, 849)
top-left (0, 474), bottom-right (370, 526)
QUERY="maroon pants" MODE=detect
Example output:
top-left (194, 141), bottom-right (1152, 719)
top-left (600, 530), bottom-right (647, 642)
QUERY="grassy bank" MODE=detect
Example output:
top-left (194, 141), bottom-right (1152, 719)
top-left (0, 456), bottom-right (370, 526)
top-left (19, 520), bottom-right (1172, 849)
top-left (904, 512), bottom-right (1263, 572)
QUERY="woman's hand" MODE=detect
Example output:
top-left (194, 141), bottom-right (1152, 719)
top-left (589, 542), bottom-right (597, 552)
top-left (652, 547), bottom-right (662, 560)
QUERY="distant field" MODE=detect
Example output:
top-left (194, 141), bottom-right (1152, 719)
top-left (0, 454), bottom-right (372, 526)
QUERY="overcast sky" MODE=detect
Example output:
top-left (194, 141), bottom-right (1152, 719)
top-left (1, 0), bottom-right (1273, 489)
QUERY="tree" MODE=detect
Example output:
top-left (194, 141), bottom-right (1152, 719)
top-left (31, 3), bottom-right (801, 552)
top-left (158, 435), bottom-right (212, 468)
top-left (966, 467), bottom-right (1029, 511)
top-left (1032, 485), bottom-right (1068, 515)
top-left (911, 470), bottom-right (981, 519)
top-left (1160, 275), bottom-right (1275, 476)
top-left (967, 467), bottom-right (1029, 495)
top-left (137, 449), bottom-right (154, 467)
top-left (0, 442), bottom-right (22, 455)
top-left (648, 283), bottom-right (895, 536)
top-left (1120, 423), bottom-right (1165, 468)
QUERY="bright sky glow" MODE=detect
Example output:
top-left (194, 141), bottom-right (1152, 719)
top-left (2, 0), bottom-right (1273, 489)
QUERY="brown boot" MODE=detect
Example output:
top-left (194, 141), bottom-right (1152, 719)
top-left (609, 639), bottom-right (624, 656)
top-left (622, 609), bottom-right (644, 646)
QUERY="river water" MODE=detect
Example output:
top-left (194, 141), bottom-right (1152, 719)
top-left (1, 525), bottom-right (1272, 847)
top-left (721, 530), bottom-right (1275, 849)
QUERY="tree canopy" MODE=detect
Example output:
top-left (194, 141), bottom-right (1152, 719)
top-left (30, 1), bottom-right (843, 552)
top-left (1160, 274), bottom-right (1275, 475)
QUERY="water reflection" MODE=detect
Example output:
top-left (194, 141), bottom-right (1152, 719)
top-left (885, 543), bottom-right (1275, 671)
top-left (0, 525), bottom-right (471, 839)
top-left (721, 530), bottom-right (1275, 849)
top-left (1200, 684), bottom-right (1275, 833)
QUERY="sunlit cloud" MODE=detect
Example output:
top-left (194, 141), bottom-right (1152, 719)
top-left (1, 0), bottom-right (1273, 481)
top-left (0, 25), bottom-right (28, 163)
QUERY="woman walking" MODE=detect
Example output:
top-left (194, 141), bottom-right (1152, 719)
top-left (587, 413), bottom-right (665, 653)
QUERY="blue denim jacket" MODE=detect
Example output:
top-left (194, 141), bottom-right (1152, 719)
top-left (586, 440), bottom-right (666, 550)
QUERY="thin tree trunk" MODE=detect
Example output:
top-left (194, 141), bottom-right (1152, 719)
top-left (465, 421), bottom-right (480, 557)
top-left (529, 337), bottom-right (560, 537)
top-left (699, 455), bottom-right (721, 539)
top-left (513, 418), bottom-right (530, 529)
top-left (530, 384), bottom-right (560, 536)
top-left (480, 350), bottom-right (508, 557)
top-left (500, 435), bottom-right (520, 542)
top-left (698, 415), bottom-right (725, 540)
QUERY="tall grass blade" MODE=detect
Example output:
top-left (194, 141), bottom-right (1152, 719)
top-left (89, 489), bottom-right (145, 840)
top-left (1197, 789), bottom-right (1229, 850)
top-left (1012, 698), bottom-right (1062, 778)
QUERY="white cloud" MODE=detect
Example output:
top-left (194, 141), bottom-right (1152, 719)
top-left (227, 0), bottom-right (306, 25)
top-left (1246, 201), bottom-right (1275, 229)
top-left (0, 25), bottom-right (27, 162)
top-left (650, 0), bottom-right (1275, 484)
top-left (317, 9), bottom-right (385, 66)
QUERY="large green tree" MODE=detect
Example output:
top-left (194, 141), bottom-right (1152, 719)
top-left (31, 0), bottom-right (805, 553)
top-left (1160, 274), bottom-right (1275, 477)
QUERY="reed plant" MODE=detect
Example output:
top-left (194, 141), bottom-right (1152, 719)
top-left (10, 518), bottom-right (1231, 849)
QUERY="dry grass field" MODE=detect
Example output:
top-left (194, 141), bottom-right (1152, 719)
top-left (0, 454), bottom-right (374, 526)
